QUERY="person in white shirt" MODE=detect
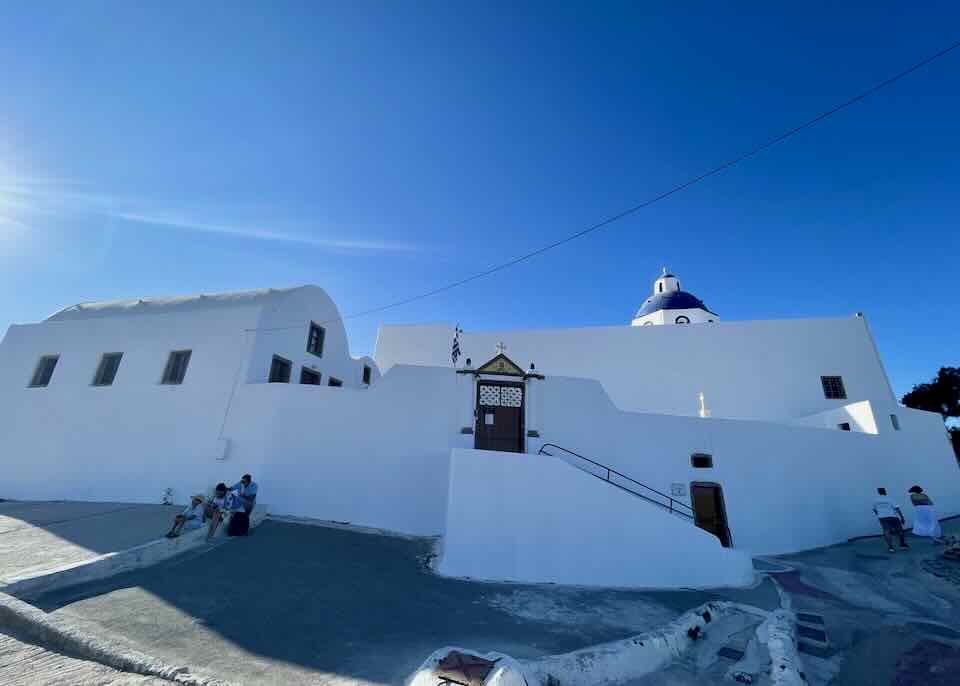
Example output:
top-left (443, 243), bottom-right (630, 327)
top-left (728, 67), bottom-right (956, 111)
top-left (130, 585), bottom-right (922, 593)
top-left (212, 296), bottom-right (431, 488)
top-left (165, 495), bottom-right (205, 538)
top-left (873, 487), bottom-right (908, 553)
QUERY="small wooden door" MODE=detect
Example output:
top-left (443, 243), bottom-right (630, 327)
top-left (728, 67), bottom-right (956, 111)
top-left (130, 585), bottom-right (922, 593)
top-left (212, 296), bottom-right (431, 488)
top-left (691, 483), bottom-right (732, 547)
top-left (474, 382), bottom-right (524, 453)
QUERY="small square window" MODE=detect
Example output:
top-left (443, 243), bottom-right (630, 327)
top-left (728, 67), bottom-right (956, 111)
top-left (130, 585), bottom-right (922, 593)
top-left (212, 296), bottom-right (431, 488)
top-left (300, 367), bottom-right (321, 385)
top-left (362, 365), bottom-right (371, 385)
top-left (269, 355), bottom-right (292, 383)
top-left (161, 350), bottom-right (192, 385)
top-left (29, 355), bottom-right (59, 387)
top-left (838, 422), bottom-right (851, 431)
top-left (327, 377), bottom-right (342, 387)
top-left (307, 323), bottom-right (325, 357)
top-left (93, 353), bottom-right (123, 386)
top-left (691, 453), bottom-right (713, 468)
top-left (890, 414), bottom-right (900, 431)
top-left (821, 376), bottom-right (847, 400)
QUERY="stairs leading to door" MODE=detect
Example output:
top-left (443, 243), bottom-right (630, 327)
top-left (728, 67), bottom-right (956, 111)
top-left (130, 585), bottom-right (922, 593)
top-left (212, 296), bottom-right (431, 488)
top-left (537, 443), bottom-right (695, 522)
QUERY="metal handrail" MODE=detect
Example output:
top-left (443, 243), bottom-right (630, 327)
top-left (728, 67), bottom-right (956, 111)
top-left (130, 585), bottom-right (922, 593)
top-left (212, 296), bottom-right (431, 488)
top-left (538, 443), bottom-right (694, 521)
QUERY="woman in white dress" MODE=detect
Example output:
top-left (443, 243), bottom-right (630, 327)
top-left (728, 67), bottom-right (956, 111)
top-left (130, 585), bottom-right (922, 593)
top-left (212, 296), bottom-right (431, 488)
top-left (909, 485), bottom-right (943, 543)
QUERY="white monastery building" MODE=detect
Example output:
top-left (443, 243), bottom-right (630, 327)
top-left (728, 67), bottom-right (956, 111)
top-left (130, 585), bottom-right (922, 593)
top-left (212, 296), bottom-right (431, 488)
top-left (1, 273), bottom-right (957, 588)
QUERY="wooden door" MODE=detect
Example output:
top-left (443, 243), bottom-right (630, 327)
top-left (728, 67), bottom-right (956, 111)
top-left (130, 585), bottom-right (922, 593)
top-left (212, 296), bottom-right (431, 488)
top-left (690, 483), bottom-right (732, 547)
top-left (474, 382), bottom-right (524, 453)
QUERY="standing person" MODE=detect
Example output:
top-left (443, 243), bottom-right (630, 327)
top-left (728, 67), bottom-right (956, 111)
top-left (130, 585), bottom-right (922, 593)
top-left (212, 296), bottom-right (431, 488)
top-left (165, 494), bottom-right (205, 538)
top-left (230, 474), bottom-right (258, 515)
top-left (873, 487), bottom-right (908, 553)
top-left (908, 485), bottom-right (943, 543)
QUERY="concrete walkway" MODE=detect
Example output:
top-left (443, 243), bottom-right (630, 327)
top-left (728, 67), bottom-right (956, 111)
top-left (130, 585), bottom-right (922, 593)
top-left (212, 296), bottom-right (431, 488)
top-left (0, 501), bottom-right (179, 581)
top-left (0, 627), bottom-right (168, 685)
top-left (769, 519), bottom-right (960, 686)
top-left (31, 519), bottom-right (778, 686)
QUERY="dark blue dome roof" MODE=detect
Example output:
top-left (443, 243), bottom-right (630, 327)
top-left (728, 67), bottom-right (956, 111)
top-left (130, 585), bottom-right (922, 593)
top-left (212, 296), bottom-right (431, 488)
top-left (635, 290), bottom-right (716, 318)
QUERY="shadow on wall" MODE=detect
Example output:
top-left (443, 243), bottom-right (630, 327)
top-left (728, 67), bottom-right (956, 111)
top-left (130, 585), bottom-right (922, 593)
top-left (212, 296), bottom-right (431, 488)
top-left (29, 520), bottom-right (739, 685)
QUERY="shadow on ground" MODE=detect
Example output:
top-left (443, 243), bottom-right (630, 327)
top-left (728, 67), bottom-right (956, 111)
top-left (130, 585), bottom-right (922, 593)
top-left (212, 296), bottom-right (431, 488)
top-left (0, 501), bottom-right (180, 579)
top-left (31, 520), bottom-right (776, 685)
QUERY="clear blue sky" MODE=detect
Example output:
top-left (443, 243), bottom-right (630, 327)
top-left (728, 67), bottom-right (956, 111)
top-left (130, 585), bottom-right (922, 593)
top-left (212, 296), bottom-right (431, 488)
top-left (1, 2), bottom-right (957, 398)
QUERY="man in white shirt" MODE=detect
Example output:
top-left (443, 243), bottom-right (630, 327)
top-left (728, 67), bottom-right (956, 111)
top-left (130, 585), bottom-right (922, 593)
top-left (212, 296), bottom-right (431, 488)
top-left (165, 494), bottom-right (205, 538)
top-left (873, 487), bottom-right (908, 552)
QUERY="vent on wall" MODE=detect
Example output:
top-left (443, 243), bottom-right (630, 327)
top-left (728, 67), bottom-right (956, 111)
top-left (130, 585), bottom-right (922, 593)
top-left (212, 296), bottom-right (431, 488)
top-left (691, 453), bottom-right (713, 468)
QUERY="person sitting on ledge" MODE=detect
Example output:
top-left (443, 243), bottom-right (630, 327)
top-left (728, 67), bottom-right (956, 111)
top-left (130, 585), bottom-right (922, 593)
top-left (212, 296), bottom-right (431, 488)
top-left (165, 494), bottom-right (205, 538)
top-left (230, 473), bottom-right (258, 515)
top-left (205, 482), bottom-right (249, 540)
top-left (204, 483), bottom-right (230, 541)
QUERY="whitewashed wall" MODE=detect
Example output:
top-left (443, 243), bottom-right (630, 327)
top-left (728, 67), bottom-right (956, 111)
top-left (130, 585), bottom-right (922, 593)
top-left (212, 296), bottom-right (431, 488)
top-left (222, 366), bottom-right (459, 535)
top-left (527, 376), bottom-right (959, 555)
top-left (374, 316), bottom-right (896, 422)
top-left (791, 401), bottom-right (880, 434)
top-left (0, 286), bottom-right (378, 505)
top-left (245, 286), bottom-right (379, 387)
top-left (440, 448), bottom-right (755, 588)
top-left (0, 304), bottom-right (256, 503)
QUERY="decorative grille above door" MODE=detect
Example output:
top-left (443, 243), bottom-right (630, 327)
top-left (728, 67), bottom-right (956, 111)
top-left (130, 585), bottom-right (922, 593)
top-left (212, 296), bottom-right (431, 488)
top-left (478, 383), bottom-right (523, 407)
top-left (500, 386), bottom-right (522, 407)
top-left (479, 384), bottom-right (501, 406)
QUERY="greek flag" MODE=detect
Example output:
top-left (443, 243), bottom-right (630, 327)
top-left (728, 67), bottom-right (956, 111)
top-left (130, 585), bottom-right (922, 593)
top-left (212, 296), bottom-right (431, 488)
top-left (451, 326), bottom-right (462, 365)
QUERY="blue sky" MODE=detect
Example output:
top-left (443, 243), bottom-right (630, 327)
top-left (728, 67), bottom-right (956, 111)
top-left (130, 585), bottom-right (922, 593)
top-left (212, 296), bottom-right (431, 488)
top-left (0, 1), bottom-right (957, 398)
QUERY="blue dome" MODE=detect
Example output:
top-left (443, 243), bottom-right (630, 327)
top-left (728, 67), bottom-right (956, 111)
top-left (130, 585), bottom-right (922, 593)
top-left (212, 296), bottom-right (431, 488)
top-left (635, 290), bottom-right (715, 318)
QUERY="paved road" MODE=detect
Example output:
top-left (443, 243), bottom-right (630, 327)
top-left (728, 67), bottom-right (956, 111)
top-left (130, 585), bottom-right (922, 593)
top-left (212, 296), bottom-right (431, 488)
top-left (0, 501), bottom-right (179, 580)
top-left (33, 519), bottom-right (778, 686)
top-left (772, 519), bottom-right (960, 686)
top-left (0, 628), bottom-right (167, 686)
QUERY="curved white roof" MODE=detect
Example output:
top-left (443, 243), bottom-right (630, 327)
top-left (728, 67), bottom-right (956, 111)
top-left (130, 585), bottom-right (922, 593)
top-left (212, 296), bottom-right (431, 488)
top-left (46, 286), bottom-right (310, 322)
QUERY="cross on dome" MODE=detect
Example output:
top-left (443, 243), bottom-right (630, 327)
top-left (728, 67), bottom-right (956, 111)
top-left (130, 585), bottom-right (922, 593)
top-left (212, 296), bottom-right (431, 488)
top-left (495, 341), bottom-right (507, 355)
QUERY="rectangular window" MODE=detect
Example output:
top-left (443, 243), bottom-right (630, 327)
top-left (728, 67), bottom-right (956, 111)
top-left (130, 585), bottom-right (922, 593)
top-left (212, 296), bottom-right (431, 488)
top-left (93, 353), bottom-right (123, 386)
top-left (327, 377), bottom-right (342, 387)
top-left (300, 367), bottom-right (321, 385)
top-left (306, 322), bottom-right (325, 357)
top-left (362, 365), bottom-right (371, 385)
top-left (268, 355), bottom-right (292, 383)
top-left (29, 355), bottom-right (59, 388)
top-left (838, 422), bottom-right (851, 431)
top-left (821, 376), bottom-right (847, 400)
top-left (890, 414), bottom-right (900, 431)
top-left (161, 350), bottom-right (192, 385)
top-left (690, 453), bottom-right (713, 468)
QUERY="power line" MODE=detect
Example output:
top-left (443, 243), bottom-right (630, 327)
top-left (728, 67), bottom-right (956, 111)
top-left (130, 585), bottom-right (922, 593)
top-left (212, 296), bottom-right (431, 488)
top-left (327, 39), bottom-right (960, 326)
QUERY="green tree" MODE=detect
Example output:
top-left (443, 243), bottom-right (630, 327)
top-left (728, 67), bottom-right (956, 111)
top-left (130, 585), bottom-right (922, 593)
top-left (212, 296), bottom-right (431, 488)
top-left (901, 367), bottom-right (960, 461)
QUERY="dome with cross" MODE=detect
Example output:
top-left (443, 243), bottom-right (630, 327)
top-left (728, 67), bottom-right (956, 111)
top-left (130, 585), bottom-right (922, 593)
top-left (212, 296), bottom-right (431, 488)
top-left (630, 269), bottom-right (718, 327)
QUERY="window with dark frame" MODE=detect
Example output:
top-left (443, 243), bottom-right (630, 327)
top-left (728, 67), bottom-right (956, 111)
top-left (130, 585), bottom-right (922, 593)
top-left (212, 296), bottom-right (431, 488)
top-left (29, 355), bottom-right (59, 388)
top-left (675, 315), bottom-right (690, 324)
top-left (890, 414), bottom-right (900, 431)
top-left (838, 422), bottom-right (851, 431)
top-left (306, 322), bottom-right (325, 357)
top-left (268, 355), bottom-right (292, 383)
top-left (327, 377), bottom-right (342, 387)
top-left (161, 350), bottom-right (192, 385)
top-left (821, 375), bottom-right (847, 400)
top-left (691, 453), bottom-right (713, 468)
top-left (93, 353), bottom-right (123, 386)
top-left (362, 365), bottom-right (371, 384)
top-left (300, 367), bottom-right (321, 385)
